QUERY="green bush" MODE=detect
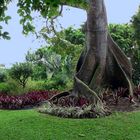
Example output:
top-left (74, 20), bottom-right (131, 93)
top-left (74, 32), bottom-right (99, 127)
top-left (0, 78), bottom-right (32, 95)
top-left (9, 62), bottom-right (33, 88)
top-left (25, 80), bottom-right (47, 92)
top-left (6, 79), bottom-right (22, 95)
top-left (23, 79), bottom-right (65, 93)
top-left (0, 83), bottom-right (11, 94)
top-left (0, 72), bottom-right (7, 83)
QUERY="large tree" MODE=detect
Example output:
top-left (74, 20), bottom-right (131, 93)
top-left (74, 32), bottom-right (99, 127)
top-left (71, 0), bottom-right (133, 109)
top-left (1, 0), bottom-right (133, 113)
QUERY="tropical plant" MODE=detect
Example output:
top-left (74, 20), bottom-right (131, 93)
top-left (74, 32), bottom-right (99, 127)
top-left (0, 90), bottom-right (57, 109)
top-left (25, 27), bottom-right (84, 90)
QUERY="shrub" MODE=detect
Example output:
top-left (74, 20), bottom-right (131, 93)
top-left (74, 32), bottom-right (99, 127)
top-left (0, 79), bottom-right (24, 95)
top-left (1, 78), bottom-right (25, 95)
top-left (0, 83), bottom-right (11, 94)
top-left (9, 62), bottom-right (33, 88)
top-left (0, 71), bottom-right (7, 82)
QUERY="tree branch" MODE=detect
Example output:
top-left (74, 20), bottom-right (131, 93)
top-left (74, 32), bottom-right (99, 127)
top-left (60, 0), bottom-right (88, 10)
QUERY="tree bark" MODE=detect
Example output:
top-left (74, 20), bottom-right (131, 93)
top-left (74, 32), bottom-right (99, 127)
top-left (73, 0), bottom-right (133, 99)
top-left (51, 0), bottom-right (133, 108)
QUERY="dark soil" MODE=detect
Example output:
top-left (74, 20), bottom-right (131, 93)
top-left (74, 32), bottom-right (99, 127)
top-left (49, 90), bottom-right (140, 113)
top-left (105, 96), bottom-right (140, 112)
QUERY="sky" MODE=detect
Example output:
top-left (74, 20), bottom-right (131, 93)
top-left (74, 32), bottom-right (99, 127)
top-left (0, 0), bottom-right (140, 67)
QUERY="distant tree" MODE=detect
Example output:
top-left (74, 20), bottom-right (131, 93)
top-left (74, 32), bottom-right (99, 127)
top-left (26, 27), bottom-right (84, 82)
top-left (109, 24), bottom-right (134, 53)
top-left (109, 24), bottom-right (140, 84)
top-left (131, 6), bottom-right (140, 47)
top-left (131, 6), bottom-right (140, 84)
top-left (9, 62), bottom-right (33, 88)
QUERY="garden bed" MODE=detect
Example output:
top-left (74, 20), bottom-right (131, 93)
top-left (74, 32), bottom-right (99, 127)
top-left (0, 91), bottom-right (58, 109)
top-left (1, 86), bottom-right (140, 114)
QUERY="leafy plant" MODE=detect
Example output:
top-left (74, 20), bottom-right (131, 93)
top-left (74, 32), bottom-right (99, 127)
top-left (9, 62), bottom-right (33, 88)
top-left (0, 71), bottom-right (7, 82)
top-left (113, 88), bottom-right (128, 104)
top-left (0, 1), bottom-right (11, 40)
top-left (0, 83), bottom-right (11, 94)
top-left (0, 90), bottom-right (57, 109)
top-left (38, 101), bottom-right (108, 118)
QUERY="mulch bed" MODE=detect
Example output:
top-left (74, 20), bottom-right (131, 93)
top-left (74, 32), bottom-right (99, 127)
top-left (105, 96), bottom-right (140, 112)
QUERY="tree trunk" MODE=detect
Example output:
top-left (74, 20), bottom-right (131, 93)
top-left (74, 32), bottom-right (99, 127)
top-left (50, 0), bottom-right (133, 110)
top-left (73, 0), bottom-right (133, 100)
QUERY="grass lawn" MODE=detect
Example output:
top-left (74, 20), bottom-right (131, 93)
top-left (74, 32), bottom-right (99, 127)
top-left (0, 109), bottom-right (140, 140)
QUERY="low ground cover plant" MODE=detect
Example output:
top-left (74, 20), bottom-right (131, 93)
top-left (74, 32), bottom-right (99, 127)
top-left (0, 85), bottom-right (140, 113)
top-left (39, 86), bottom-right (140, 118)
top-left (0, 90), bottom-right (57, 109)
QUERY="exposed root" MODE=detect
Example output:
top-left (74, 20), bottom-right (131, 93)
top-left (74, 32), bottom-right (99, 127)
top-left (42, 76), bottom-right (111, 118)
top-left (49, 90), bottom-right (71, 103)
top-left (74, 76), bottom-right (101, 102)
top-left (108, 34), bottom-right (133, 96)
top-left (39, 33), bottom-right (134, 119)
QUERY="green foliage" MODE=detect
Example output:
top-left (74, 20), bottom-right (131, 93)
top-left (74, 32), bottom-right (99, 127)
top-left (23, 80), bottom-right (57, 92)
top-left (0, 78), bottom-right (22, 95)
top-left (130, 6), bottom-right (140, 84)
top-left (131, 6), bottom-right (140, 47)
top-left (6, 78), bottom-right (27, 95)
top-left (1, 0), bottom-right (87, 37)
top-left (63, 27), bottom-right (85, 45)
top-left (0, 68), bottom-right (16, 94)
top-left (0, 30), bottom-right (10, 40)
top-left (0, 78), bottom-right (49, 95)
top-left (32, 65), bottom-right (47, 80)
top-left (0, 0), bottom-right (88, 37)
top-left (9, 62), bottom-right (33, 88)
top-left (109, 23), bottom-right (140, 84)
top-left (0, 0), bottom-right (11, 39)
top-left (38, 102), bottom-right (96, 118)
top-left (26, 48), bottom-right (74, 90)
top-left (26, 24), bottom-right (140, 86)
top-left (0, 69), bottom-right (7, 82)
top-left (109, 24), bottom-right (134, 53)
top-left (0, 0), bottom-right (88, 35)
top-left (26, 80), bottom-right (46, 91)
top-left (132, 53), bottom-right (140, 85)
top-left (0, 82), bottom-right (11, 93)
top-left (25, 27), bottom-right (84, 90)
